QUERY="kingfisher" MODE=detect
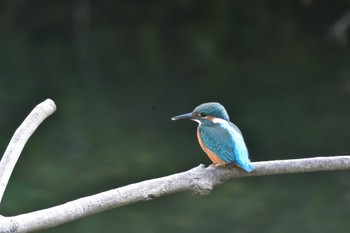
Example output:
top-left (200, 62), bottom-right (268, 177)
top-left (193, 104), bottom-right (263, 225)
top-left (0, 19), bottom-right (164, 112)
top-left (172, 102), bottom-right (254, 172)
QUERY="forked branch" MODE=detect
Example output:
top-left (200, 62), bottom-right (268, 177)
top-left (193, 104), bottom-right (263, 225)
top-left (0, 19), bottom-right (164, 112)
top-left (0, 99), bottom-right (349, 233)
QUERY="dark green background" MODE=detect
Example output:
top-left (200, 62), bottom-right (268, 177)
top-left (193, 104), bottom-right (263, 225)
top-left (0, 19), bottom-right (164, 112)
top-left (0, 1), bottom-right (349, 232)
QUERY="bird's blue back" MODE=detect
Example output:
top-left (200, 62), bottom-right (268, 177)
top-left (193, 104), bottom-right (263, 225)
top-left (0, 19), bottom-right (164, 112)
top-left (199, 118), bottom-right (254, 172)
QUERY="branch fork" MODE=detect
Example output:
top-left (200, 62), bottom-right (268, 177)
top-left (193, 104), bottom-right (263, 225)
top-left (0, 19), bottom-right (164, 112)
top-left (0, 99), bottom-right (348, 233)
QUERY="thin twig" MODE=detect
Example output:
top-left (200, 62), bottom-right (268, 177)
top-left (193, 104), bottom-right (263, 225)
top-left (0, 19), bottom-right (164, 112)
top-left (0, 99), bottom-right (56, 203)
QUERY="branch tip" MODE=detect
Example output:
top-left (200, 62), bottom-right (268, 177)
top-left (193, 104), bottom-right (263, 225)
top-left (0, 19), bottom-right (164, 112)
top-left (0, 99), bottom-right (56, 204)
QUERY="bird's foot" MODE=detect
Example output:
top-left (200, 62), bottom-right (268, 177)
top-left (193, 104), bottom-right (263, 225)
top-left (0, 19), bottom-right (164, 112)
top-left (209, 163), bottom-right (230, 168)
top-left (219, 163), bottom-right (240, 169)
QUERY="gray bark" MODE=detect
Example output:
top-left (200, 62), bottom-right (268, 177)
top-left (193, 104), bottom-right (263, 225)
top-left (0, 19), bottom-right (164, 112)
top-left (0, 99), bottom-right (349, 233)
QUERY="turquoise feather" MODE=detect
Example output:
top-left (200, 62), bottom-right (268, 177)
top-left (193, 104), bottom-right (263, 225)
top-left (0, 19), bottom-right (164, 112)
top-left (172, 102), bottom-right (255, 172)
top-left (199, 118), bottom-right (254, 172)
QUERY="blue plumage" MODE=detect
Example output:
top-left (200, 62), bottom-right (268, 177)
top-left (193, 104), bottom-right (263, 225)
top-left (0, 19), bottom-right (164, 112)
top-left (198, 117), bottom-right (254, 172)
top-left (172, 102), bottom-right (254, 172)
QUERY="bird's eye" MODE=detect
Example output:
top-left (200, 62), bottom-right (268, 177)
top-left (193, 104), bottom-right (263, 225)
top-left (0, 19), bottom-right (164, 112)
top-left (199, 113), bottom-right (206, 117)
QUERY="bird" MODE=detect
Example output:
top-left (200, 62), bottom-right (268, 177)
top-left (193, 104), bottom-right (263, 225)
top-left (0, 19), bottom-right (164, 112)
top-left (172, 102), bottom-right (254, 172)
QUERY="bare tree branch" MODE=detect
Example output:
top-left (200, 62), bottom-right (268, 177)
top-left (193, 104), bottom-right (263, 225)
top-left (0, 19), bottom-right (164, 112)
top-left (1, 156), bottom-right (349, 233)
top-left (0, 99), bottom-right (349, 233)
top-left (0, 99), bottom-right (56, 203)
top-left (328, 10), bottom-right (350, 47)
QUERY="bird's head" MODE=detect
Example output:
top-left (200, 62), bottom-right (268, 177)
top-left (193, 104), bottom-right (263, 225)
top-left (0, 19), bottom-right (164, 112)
top-left (171, 102), bottom-right (230, 123)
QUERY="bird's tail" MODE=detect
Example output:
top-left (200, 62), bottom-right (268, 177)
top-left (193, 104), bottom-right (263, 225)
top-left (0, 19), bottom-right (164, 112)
top-left (236, 159), bottom-right (255, 172)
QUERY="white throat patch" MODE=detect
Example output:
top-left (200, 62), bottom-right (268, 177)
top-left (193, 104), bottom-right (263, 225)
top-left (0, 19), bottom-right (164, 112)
top-left (212, 118), bottom-right (227, 124)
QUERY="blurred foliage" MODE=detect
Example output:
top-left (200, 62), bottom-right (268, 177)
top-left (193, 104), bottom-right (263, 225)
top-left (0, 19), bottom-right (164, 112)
top-left (0, 0), bottom-right (349, 232)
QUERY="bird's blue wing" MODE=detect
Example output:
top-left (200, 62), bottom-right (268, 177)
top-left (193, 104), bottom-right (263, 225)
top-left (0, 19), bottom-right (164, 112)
top-left (228, 122), bottom-right (242, 136)
top-left (200, 121), bottom-right (254, 172)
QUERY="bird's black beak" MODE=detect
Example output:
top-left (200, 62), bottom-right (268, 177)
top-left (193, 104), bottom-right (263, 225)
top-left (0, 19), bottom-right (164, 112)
top-left (171, 112), bottom-right (193, 121)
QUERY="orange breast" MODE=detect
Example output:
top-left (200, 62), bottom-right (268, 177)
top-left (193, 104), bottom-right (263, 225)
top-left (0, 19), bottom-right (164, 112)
top-left (197, 130), bottom-right (227, 165)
